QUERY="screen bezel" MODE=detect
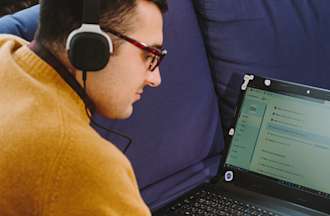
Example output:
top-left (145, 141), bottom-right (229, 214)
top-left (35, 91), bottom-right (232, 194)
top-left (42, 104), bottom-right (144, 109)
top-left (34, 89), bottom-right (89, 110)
top-left (216, 74), bottom-right (330, 214)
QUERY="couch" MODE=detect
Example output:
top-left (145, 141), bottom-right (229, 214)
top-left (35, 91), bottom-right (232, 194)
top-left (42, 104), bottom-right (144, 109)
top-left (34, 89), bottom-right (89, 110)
top-left (1, 0), bottom-right (330, 212)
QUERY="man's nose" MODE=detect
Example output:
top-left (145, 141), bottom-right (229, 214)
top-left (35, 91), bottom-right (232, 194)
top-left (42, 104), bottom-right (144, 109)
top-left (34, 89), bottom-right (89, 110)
top-left (147, 67), bottom-right (161, 87)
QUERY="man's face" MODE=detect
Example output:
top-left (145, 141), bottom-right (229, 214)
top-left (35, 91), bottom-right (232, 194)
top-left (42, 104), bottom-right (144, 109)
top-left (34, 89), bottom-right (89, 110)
top-left (78, 0), bottom-right (164, 119)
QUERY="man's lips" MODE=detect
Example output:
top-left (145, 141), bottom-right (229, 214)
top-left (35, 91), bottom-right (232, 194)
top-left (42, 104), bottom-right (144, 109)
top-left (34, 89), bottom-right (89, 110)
top-left (135, 91), bottom-right (143, 101)
top-left (134, 89), bottom-right (144, 101)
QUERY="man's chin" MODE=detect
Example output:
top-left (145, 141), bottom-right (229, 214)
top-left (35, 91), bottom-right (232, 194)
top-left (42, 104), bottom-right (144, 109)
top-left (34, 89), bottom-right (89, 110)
top-left (119, 107), bottom-right (134, 119)
top-left (95, 104), bottom-right (134, 120)
top-left (110, 106), bottom-right (133, 120)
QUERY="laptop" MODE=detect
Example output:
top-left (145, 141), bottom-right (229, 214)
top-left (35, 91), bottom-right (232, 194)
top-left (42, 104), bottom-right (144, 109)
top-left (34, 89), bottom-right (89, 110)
top-left (154, 74), bottom-right (330, 216)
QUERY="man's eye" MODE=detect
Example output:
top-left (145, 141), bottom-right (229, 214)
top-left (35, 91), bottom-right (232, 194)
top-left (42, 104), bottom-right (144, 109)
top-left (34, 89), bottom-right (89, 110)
top-left (145, 55), bottom-right (154, 61)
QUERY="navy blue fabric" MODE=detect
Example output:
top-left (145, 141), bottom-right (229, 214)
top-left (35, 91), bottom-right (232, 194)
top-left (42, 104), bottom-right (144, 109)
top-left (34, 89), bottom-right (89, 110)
top-left (194, 0), bottom-right (330, 133)
top-left (0, 4), bottom-right (39, 41)
top-left (0, 1), bottom-right (224, 210)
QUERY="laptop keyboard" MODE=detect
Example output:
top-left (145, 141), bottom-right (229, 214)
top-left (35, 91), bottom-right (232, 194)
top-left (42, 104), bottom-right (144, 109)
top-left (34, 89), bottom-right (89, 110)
top-left (167, 190), bottom-right (281, 216)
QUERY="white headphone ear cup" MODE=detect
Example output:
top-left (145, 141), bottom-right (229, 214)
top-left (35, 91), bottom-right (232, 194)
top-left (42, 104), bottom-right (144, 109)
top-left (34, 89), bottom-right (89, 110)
top-left (66, 24), bottom-right (113, 71)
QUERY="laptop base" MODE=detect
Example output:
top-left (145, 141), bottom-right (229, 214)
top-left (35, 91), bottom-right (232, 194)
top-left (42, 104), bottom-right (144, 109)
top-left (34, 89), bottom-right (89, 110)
top-left (153, 182), bottom-right (327, 216)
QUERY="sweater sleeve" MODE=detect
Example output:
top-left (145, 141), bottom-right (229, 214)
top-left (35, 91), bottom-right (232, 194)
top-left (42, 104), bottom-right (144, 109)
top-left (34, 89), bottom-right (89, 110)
top-left (45, 129), bottom-right (151, 216)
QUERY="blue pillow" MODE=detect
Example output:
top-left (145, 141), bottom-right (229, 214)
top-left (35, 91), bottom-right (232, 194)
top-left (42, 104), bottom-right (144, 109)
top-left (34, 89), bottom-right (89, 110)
top-left (0, 4), bottom-right (39, 41)
top-left (194, 0), bottom-right (330, 131)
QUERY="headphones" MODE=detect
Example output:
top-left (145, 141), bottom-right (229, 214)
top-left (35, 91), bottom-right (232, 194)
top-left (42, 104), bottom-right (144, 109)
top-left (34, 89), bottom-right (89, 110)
top-left (66, 0), bottom-right (113, 71)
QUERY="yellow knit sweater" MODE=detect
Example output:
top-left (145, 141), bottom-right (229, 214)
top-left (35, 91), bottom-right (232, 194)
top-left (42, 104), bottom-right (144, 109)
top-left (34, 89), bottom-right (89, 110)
top-left (0, 35), bottom-right (150, 216)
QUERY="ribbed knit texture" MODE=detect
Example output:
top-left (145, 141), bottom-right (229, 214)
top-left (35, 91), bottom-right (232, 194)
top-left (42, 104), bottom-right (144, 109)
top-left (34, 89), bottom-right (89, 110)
top-left (0, 35), bottom-right (150, 216)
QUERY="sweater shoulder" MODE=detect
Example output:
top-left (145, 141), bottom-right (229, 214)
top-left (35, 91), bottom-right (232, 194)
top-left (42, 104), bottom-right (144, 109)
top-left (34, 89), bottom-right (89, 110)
top-left (0, 34), bottom-right (28, 47)
top-left (44, 124), bottom-right (151, 215)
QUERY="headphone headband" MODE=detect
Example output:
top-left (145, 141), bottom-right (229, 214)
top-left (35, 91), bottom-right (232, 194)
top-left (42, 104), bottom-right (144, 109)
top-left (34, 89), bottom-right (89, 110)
top-left (82, 0), bottom-right (100, 24)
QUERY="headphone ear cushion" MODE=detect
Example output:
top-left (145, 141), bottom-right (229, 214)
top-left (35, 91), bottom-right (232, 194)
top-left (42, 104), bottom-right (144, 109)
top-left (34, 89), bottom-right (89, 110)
top-left (68, 32), bottom-right (111, 71)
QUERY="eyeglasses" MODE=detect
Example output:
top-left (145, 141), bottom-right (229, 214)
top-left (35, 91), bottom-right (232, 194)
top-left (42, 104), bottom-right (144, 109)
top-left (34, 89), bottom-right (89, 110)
top-left (102, 28), bottom-right (167, 71)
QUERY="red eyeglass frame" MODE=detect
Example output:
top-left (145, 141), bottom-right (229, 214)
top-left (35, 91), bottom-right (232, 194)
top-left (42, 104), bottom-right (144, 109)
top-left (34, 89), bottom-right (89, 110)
top-left (102, 28), bottom-right (167, 71)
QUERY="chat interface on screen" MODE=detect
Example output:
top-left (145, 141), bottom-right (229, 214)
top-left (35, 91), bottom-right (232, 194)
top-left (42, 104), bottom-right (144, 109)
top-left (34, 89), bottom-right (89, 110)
top-left (225, 87), bottom-right (330, 195)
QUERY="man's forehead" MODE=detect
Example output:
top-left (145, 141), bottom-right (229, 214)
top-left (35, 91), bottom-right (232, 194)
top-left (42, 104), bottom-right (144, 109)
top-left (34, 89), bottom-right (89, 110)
top-left (130, 0), bottom-right (164, 47)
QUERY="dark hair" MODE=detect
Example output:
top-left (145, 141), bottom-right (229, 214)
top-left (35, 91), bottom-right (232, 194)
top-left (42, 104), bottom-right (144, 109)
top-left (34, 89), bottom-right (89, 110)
top-left (0, 0), bottom-right (38, 17)
top-left (36, 0), bottom-right (168, 51)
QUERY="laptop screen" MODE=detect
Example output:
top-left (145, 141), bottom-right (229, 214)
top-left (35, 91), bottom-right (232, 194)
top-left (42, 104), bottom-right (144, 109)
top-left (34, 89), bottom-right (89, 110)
top-left (224, 86), bottom-right (330, 199)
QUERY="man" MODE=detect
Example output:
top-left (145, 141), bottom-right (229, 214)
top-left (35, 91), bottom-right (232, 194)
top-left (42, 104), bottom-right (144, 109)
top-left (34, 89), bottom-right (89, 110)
top-left (0, 0), bottom-right (167, 215)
